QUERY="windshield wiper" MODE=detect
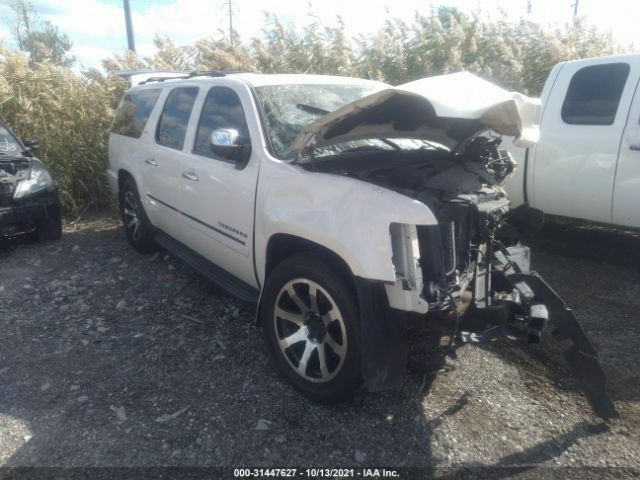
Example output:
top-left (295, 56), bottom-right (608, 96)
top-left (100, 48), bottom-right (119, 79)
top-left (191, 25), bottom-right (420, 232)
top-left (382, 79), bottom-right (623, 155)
top-left (296, 103), bottom-right (330, 116)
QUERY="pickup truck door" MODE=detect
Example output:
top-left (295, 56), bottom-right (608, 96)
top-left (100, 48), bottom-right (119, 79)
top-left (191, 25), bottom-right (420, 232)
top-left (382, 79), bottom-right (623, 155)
top-left (174, 83), bottom-right (260, 288)
top-left (531, 59), bottom-right (640, 223)
top-left (613, 75), bottom-right (640, 228)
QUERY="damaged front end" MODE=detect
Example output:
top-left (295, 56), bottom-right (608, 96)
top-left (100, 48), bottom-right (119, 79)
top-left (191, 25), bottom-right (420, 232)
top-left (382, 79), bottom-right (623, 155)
top-left (289, 72), bottom-right (616, 420)
top-left (386, 142), bottom-right (614, 419)
top-left (354, 138), bottom-right (614, 420)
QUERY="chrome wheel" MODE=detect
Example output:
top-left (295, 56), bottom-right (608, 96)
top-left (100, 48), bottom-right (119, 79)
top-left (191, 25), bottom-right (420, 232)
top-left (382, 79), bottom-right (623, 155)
top-left (123, 190), bottom-right (141, 242)
top-left (273, 278), bottom-right (347, 383)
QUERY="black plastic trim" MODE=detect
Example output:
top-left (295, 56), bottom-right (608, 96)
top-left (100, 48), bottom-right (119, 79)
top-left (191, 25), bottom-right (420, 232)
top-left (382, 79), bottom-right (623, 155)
top-left (355, 277), bottom-right (408, 392)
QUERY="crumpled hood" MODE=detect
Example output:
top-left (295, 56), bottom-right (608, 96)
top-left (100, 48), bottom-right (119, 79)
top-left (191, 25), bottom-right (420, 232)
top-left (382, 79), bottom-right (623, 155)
top-left (289, 72), bottom-right (541, 155)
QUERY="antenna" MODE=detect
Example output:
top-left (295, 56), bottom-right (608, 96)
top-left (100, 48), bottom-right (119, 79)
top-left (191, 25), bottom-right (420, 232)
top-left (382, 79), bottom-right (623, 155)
top-left (572, 0), bottom-right (579, 16)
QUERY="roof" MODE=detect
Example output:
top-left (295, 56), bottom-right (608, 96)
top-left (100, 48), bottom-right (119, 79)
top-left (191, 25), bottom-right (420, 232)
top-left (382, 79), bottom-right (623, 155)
top-left (123, 70), bottom-right (388, 89)
top-left (229, 73), bottom-right (388, 88)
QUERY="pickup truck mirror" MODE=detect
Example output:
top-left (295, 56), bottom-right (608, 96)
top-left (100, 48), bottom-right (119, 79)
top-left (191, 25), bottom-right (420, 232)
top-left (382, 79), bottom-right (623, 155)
top-left (210, 128), bottom-right (251, 166)
top-left (23, 139), bottom-right (41, 151)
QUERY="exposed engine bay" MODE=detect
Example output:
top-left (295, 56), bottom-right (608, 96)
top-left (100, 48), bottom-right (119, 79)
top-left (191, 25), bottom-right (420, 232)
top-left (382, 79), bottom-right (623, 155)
top-left (302, 135), bottom-right (518, 309)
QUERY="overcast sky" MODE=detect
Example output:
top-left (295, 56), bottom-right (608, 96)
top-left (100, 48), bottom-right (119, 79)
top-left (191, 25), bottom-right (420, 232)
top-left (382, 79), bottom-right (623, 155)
top-left (0, 0), bottom-right (638, 69)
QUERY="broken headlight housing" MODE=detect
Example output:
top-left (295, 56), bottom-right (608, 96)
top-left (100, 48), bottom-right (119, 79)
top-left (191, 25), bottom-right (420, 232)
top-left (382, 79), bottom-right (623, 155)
top-left (13, 161), bottom-right (54, 200)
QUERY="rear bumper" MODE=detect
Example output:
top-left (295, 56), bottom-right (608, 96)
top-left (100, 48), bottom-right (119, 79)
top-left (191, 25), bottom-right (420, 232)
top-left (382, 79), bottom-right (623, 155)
top-left (0, 191), bottom-right (59, 236)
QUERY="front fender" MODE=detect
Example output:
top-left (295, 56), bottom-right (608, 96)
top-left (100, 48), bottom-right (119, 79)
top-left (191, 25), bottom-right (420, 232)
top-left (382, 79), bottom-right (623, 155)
top-left (254, 159), bottom-right (438, 286)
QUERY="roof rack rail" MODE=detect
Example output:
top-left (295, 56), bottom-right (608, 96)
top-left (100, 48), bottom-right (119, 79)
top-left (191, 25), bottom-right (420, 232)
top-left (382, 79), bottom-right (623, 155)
top-left (139, 74), bottom-right (189, 85)
top-left (188, 70), bottom-right (226, 78)
top-left (138, 70), bottom-right (227, 85)
top-left (113, 69), bottom-right (187, 86)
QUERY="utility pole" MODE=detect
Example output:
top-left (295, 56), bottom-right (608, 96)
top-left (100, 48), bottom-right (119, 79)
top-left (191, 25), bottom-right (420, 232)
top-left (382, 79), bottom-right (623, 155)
top-left (572, 0), bottom-right (579, 16)
top-left (225, 0), bottom-right (234, 44)
top-left (123, 0), bottom-right (136, 53)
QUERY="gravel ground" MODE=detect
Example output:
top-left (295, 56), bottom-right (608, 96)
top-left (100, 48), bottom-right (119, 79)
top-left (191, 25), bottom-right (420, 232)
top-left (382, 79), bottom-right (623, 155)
top-left (0, 212), bottom-right (638, 476)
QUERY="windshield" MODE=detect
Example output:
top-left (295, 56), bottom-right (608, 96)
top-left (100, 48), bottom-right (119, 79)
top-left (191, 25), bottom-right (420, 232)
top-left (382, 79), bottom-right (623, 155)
top-left (0, 125), bottom-right (22, 155)
top-left (254, 83), bottom-right (383, 160)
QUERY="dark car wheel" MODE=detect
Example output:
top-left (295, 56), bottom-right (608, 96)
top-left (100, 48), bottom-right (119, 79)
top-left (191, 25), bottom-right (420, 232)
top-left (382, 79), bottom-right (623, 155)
top-left (261, 253), bottom-right (361, 403)
top-left (119, 177), bottom-right (156, 253)
top-left (36, 201), bottom-right (62, 241)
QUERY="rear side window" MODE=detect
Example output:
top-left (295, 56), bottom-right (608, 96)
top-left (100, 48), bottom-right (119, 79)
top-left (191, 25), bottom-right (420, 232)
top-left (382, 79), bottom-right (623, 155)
top-left (561, 63), bottom-right (630, 125)
top-left (193, 87), bottom-right (251, 161)
top-left (156, 87), bottom-right (199, 150)
top-left (112, 89), bottom-right (161, 138)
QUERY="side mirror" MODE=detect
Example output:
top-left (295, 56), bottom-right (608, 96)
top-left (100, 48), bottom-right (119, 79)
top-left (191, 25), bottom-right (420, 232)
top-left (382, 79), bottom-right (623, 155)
top-left (210, 128), bottom-right (251, 165)
top-left (23, 139), bottom-right (40, 151)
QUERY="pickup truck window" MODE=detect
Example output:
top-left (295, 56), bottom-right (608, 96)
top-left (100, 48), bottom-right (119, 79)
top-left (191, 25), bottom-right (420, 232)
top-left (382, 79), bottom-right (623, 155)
top-left (156, 87), bottom-right (199, 150)
top-left (254, 83), bottom-right (382, 160)
top-left (112, 89), bottom-right (161, 138)
top-left (561, 63), bottom-right (630, 126)
top-left (193, 86), bottom-right (250, 162)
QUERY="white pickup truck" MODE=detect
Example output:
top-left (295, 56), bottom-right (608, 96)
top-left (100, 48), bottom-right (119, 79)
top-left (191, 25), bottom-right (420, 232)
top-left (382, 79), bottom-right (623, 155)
top-left (506, 54), bottom-right (640, 228)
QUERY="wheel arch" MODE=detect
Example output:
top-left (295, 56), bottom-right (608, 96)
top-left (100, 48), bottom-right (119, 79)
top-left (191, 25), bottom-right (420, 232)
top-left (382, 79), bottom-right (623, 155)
top-left (117, 168), bottom-right (135, 197)
top-left (263, 233), bottom-right (357, 305)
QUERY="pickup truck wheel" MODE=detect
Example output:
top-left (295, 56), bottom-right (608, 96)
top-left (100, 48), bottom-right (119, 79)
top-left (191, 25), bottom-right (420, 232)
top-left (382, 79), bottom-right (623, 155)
top-left (119, 178), bottom-right (156, 253)
top-left (262, 254), bottom-right (360, 403)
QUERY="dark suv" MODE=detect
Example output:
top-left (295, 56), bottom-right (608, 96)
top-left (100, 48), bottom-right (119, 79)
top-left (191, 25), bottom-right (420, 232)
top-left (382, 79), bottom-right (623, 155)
top-left (0, 122), bottom-right (61, 240)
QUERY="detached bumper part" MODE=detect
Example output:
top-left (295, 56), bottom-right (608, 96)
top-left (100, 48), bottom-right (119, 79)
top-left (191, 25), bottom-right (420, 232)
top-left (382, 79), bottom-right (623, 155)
top-left (462, 246), bottom-right (617, 420)
top-left (508, 272), bottom-right (617, 420)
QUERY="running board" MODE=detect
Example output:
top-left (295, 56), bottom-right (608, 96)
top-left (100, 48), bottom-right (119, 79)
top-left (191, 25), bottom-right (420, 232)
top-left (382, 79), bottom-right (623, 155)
top-left (155, 233), bottom-right (260, 303)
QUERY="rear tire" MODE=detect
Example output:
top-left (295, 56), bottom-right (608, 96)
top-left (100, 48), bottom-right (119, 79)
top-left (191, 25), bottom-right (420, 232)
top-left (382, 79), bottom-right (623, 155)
top-left (36, 201), bottom-right (62, 241)
top-left (261, 253), bottom-right (361, 404)
top-left (119, 177), bottom-right (156, 253)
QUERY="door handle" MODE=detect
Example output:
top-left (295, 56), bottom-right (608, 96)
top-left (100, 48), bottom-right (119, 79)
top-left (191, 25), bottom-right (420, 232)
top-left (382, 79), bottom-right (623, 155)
top-left (182, 170), bottom-right (199, 182)
top-left (630, 144), bottom-right (640, 151)
top-left (145, 158), bottom-right (158, 166)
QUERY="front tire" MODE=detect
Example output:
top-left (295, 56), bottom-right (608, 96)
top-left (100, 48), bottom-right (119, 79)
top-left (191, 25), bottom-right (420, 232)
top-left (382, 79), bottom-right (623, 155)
top-left (119, 177), bottom-right (156, 253)
top-left (261, 253), bottom-right (361, 403)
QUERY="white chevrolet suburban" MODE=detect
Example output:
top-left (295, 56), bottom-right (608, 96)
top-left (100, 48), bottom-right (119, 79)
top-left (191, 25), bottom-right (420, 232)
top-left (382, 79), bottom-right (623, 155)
top-left (506, 54), bottom-right (640, 228)
top-left (107, 70), bottom-right (614, 417)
